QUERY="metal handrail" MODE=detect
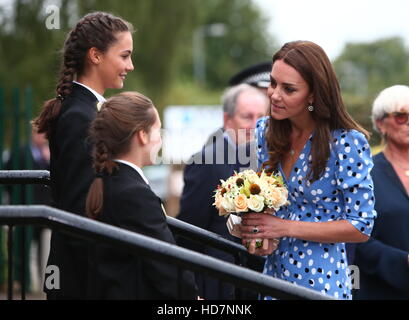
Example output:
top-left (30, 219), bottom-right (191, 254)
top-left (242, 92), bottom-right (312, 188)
top-left (167, 216), bottom-right (259, 258)
top-left (0, 170), bottom-right (50, 186)
top-left (0, 170), bottom-right (263, 263)
top-left (0, 205), bottom-right (334, 300)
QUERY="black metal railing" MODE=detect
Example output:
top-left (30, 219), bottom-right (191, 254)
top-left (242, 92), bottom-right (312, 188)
top-left (0, 170), bottom-right (50, 187)
top-left (0, 205), bottom-right (333, 300)
top-left (167, 216), bottom-right (266, 297)
top-left (0, 170), bottom-right (259, 259)
top-left (0, 170), bottom-right (335, 300)
top-left (0, 170), bottom-right (265, 299)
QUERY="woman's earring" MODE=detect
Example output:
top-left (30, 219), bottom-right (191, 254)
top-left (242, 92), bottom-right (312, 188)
top-left (308, 105), bottom-right (314, 112)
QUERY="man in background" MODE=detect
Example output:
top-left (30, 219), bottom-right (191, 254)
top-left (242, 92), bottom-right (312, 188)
top-left (177, 83), bottom-right (269, 299)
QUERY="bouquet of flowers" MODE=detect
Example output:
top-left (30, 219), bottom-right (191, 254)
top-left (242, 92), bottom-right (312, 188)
top-left (213, 169), bottom-right (288, 248)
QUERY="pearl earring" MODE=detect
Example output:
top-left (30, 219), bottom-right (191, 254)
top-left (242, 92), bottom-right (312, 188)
top-left (308, 105), bottom-right (314, 112)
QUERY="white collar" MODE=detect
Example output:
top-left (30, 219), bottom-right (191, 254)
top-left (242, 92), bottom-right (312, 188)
top-left (73, 81), bottom-right (106, 104)
top-left (114, 159), bottom-right (149, 185)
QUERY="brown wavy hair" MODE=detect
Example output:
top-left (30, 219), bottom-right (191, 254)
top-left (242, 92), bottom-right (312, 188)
top-left (32, 12), bottom-right (133, 139)
top-left (85, 92), bottom-right (157, 219)
top-left (263, 41), bottom-right (369, 181)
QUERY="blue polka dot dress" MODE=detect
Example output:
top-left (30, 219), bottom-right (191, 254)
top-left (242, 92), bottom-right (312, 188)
top-left (255, 117), bottom-right (377, 300)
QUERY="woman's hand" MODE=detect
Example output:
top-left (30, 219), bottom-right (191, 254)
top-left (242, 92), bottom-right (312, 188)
top-left (239, 213), bottom-right (289, 240)
top-left (244, 238), bottom-right (280, 256)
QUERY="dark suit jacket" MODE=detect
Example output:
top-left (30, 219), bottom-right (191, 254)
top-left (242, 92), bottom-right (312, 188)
top-left (354, 152), bottom-right (409, 299)
top-left (45, 83), bottom-right (98, 299)
top-left (177, 129), bottom-right (260, 299)
top-left (87, 163), bottom-right (197, 299)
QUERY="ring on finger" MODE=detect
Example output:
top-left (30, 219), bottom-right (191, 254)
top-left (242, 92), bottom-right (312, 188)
top-left (252, 226), bottom-right (259, 234)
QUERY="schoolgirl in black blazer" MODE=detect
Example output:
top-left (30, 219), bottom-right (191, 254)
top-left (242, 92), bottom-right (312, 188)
top-left (46, 83), bottom-right (99, 298)
top-left (33, 12), bottom-right (134, 299)
top-left (85, 92), bottom-right (197, 299)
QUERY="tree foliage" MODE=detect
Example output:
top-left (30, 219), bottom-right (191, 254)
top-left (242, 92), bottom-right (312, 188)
top-left (334, 37), bottom-right (409, 144)
top-left (0, 0), bottom-right (274, 114)
top-left (183, 0), bottom-right (276, 88)
top-left (334, 37), bottom-right (409, 96)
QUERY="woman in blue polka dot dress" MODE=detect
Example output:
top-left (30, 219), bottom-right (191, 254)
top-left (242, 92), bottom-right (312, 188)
top-left (239, 41), bottom-right (377, 300)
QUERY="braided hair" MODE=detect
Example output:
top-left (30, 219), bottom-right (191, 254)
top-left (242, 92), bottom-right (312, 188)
top-left (33, 12), bottom-right (133, 139)
top-left (86, 91), bottom-right (157, 219)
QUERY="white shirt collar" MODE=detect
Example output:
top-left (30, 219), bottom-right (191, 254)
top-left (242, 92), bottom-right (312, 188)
top-left (73, 81), bottom-right (106, 109)
top-left (114, 159), bottom-right (149, 185)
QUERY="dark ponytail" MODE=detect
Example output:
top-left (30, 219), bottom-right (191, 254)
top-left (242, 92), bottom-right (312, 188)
top-left (33, 12), bottom-right (133, 139)
top-left (86, 92), bottom-right (157, 219)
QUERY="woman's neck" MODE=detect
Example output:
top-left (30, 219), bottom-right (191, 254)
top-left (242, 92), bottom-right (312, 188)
top-left (76, 75), bottom-right (105, 96)
top-left (117, 155), bottom-right (144, 169)
top-left (290, 115), bottom-right (316, 138)
top-left (384, 143), bottom-right (409, 167)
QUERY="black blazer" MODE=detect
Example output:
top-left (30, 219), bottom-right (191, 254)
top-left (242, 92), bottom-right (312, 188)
top-left (177, 129), bottom-right (260, 299)
top-left (354, 152), bottom-right (409, 299)
top-left (45, 83), bottom-right (98, 299)
top-left (87, 162), bottom-right (197, 299)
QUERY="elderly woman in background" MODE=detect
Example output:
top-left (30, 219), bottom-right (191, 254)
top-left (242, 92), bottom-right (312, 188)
top-left (354, 85), bottom-right (409, 300)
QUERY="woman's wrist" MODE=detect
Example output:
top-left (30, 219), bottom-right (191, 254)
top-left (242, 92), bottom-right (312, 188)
top-left (283, 219), bottom-right (295, 238)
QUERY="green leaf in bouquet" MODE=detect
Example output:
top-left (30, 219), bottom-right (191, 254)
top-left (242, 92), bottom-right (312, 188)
top-left (244, 239), bottom-right (264, 249)
top-left (240, 179), bottom-right (251, 197)
top-left (274, 174), bottom-right (285, 187)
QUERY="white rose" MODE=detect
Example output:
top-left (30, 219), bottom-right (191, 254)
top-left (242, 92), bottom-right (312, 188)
top-left (218, 205), bottom-right (229, 217)
top-left (264, 176), bottom-right (278, 186)
top-left (221, 196), bottom-right (236, 212)
top-left (247, 195), bottom-right (265, 212)
top-left (213, 193), bottom-right (223, 209)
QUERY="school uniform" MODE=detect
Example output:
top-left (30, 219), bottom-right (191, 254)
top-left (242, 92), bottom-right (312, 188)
top-left (86, 161), bottom-right (197, 299)
top-left (45, 82), bottom-right (104, 299)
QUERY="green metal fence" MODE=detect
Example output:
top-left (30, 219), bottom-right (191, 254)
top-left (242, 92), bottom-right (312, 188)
top-left (0, 87), bottom-right (35, 292)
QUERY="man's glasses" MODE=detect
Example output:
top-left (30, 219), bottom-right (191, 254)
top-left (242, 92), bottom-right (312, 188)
top-left (383, 112), bottom-right (409, 125)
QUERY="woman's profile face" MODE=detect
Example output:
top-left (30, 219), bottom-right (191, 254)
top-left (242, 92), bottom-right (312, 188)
top-left (267, 60), bottom-right (313, 122)
top-left (378, 104), bottom-right (409, 148)
top-left (98, 31), bottom-right (134, 90)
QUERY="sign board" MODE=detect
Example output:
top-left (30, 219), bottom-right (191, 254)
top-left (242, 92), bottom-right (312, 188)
top-left (162, 105), bottom-right (223, 164)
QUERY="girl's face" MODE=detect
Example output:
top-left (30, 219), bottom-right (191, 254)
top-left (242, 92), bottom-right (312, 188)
top-left (145, 109), bottom-right (162, 166)
top-left (267, 60), bottom-right (313, 122)
top-left (98, 31), bottom-right (134, 90)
